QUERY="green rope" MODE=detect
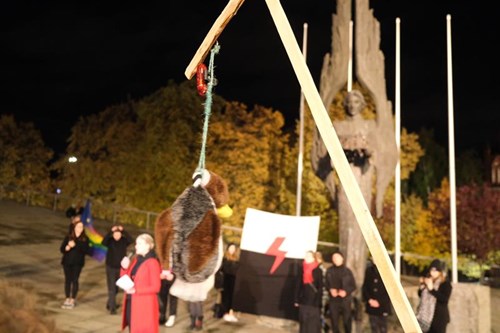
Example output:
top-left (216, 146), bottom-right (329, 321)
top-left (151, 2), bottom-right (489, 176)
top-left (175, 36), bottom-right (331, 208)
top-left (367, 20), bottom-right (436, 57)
top-left (195, 42), bottom-right (220, 178)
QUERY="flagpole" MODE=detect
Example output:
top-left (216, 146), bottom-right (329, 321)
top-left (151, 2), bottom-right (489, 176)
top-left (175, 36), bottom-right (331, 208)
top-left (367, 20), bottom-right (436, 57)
top-left (394, 17), bottom-right (401, 279)
top-left (446, 14), bottom-right (458, 284)
top-left (296, 22), bottom-right (308, 217)
top-left (347, 20), bottom-right (353, 92)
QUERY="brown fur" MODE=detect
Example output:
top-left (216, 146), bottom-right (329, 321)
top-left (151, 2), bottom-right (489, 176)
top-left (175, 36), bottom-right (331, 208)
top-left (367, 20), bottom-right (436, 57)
top-left (154, 208), bottom-right (174, 269)
top-left (188, 209), bottom-right (221, 272)
top-left (154, 170), bottom-right (229, 282)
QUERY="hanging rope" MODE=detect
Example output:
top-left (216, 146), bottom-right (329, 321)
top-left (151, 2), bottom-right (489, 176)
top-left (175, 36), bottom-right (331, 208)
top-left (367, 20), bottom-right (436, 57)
top-left (195, 42), bottom-right (220, 179)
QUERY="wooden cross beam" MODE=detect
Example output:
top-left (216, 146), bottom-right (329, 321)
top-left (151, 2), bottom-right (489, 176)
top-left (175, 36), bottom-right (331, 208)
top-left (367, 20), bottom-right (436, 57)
top-left (184, 0), bottom-right (246, 79)
top-left (185, 0), bottom-right (421, 332)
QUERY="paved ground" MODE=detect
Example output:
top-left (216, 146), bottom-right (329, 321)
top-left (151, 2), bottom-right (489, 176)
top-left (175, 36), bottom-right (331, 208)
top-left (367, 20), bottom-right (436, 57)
top-left (0, 199), bottom-right (498, 332)
top-left (0, 200), bottom-right (297, 333)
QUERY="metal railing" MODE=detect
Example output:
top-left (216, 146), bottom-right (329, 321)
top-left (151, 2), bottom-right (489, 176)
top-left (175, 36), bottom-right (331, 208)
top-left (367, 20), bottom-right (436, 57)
top-left (0, 183), bottom-right (339, 247)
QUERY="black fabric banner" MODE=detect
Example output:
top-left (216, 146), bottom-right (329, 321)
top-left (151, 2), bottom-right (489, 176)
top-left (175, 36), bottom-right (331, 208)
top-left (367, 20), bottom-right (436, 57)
top-left (232, 249), bottom-right (300, 320)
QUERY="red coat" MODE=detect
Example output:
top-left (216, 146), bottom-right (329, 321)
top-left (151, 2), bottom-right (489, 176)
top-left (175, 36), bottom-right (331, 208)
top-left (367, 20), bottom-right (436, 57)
top-left (121, 255), bottom-right (161, 333)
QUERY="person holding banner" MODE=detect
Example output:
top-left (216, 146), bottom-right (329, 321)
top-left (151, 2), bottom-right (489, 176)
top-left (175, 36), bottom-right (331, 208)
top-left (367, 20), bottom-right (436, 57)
top-left (325, 251), bottom-right (356, 333)
top-left (294, 250), bottom-right (323, 333)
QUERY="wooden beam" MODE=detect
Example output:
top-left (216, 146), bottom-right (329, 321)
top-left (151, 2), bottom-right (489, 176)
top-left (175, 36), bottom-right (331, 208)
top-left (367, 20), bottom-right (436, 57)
top-left (264, 0), bottom-right (421, 332)
top-left (184, 0), bottom-right (246, 79)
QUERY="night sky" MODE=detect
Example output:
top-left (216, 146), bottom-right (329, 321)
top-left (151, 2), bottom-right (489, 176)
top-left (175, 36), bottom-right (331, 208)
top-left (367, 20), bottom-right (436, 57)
top-left (2, 0), bottom-right (499, 156)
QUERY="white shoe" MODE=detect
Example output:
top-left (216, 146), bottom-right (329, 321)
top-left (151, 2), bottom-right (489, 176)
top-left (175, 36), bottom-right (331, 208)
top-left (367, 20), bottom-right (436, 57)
top-left (61, 298), bottom-right (70, 309)
top-left (224, 313), bottom-right (238, 322)
top-left (165, 315), bottom-right (176, 327)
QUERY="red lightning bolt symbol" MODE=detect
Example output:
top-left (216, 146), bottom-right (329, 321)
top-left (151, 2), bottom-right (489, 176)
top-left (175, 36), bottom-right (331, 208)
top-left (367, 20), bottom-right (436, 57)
top-left (265, 237), bottom-right (287, 274)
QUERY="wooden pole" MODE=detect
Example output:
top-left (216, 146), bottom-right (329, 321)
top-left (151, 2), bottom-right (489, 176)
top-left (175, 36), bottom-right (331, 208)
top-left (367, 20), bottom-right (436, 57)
top-left (184, 0), bottom-right (246, 79)
top-left (296, 22), bottom-right (308, 217)
top-left (264, 0), bottom-right (420, 331)
top-left (446, 14), bottom-right (458, 284)
top-left (348, 20), bottom-right (353, 92)
top-left (395, 17), bottom-right (402, 278)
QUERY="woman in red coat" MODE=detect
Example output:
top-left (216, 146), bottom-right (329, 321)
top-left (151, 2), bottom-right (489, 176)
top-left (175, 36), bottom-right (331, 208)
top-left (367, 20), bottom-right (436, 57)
top-left (120, 233), bottom-right (161, 333)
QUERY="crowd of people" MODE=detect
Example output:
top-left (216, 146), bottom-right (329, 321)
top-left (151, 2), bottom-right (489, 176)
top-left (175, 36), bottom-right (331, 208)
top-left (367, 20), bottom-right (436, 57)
top-left (59, 212), bottom-right (452, 333)
top-left (292, 251), bottom-right (452, 333)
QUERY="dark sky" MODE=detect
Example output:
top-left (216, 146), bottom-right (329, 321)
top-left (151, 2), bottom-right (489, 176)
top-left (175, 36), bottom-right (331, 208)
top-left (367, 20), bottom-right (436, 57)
top-left (2, 0), bottom-right (499, 156)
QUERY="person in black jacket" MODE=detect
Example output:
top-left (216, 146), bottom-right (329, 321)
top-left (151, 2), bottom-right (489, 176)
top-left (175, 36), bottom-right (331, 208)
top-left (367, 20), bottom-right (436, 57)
top-left (60, 219), bottom-right (91, 309)
top-left (294, 250), bottom-right (323, 333)
top-left (101, 224), bottom-right (133, 314)
top-left (325, 251), bottom-right (356, 333)
top-left (362, 259), bottom-right (391, 333)
top-left (416, 259), bottom-right (452, 333)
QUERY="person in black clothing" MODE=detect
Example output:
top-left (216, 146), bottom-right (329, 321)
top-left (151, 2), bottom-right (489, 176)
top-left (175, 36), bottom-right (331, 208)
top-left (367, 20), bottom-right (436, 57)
top-left (60, 219), bottom-right (91, 309)
top-left (158, 269), bottom-right (178, 327)
top-left (212, 266), bottom-right (224, 319)
top-left (65, 203), bottom-right (83, 219)
top-left (294, 250), bottom-right (323, 333)
top-left (101, 224), bottom-right (133, 314)
top-left (416, 259), bottom-right (452, 333)
top-left (362, 259), bottom-right (391, 333)
top-left (325, 251), bottom-right (356, 333)
top-left (222, 243), bottom-right (240, 322)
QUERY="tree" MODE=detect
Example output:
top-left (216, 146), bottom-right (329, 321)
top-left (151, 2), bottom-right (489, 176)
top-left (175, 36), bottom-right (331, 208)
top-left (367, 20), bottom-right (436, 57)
top-left (205, 102), bottom-right (292, 241)
top-left (52, 102), bottom-right (140, 203)
top-left (376, 127), bottom-right (424, 247)
top-left (407, 128), bottom-right (447, 203)
top-left (456, 149), bottom-right (484, 186)
top-left (0, 115), bottom-right (53, 192)
top-left (456, 183), bottom-right (500, 265)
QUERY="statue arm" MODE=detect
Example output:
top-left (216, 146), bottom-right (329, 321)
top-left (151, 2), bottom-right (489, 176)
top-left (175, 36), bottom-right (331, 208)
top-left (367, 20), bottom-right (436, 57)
top-left (312, 0), bottom-right (351, 200)
top-left (355, 0), bottom-right (398, 217)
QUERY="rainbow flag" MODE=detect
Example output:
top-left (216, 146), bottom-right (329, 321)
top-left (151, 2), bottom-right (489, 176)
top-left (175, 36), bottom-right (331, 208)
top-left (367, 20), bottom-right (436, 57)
top-left (81, 199), bottom-right (107, 262)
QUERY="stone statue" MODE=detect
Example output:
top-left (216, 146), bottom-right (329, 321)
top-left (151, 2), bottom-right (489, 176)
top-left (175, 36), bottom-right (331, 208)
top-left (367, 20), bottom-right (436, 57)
top-left (311, 0), bottom-right (398, 295)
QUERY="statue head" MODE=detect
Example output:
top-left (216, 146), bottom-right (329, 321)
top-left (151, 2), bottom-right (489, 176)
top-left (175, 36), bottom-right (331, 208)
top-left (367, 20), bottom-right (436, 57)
top-left (343, 90), bottom-right (366, 117)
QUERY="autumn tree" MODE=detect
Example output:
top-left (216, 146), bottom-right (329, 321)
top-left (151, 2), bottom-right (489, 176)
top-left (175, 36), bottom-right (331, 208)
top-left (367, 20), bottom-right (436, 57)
top-left (52, 102), bottom-right (140, 203)
top-left (456, 183), bottom-right (500, 265)
top-left (288, 103), bottom-right (338, 244)
top-left (408, 128), bottom-right (447, 203)
top-left (53, 81), bottom-right (226, 214)
top-left (205, 102), bottom-right (293, 240)
top-left (0, 115), bottom-right (53, 192)
top-left (129, 80), bottom-right (226, 211)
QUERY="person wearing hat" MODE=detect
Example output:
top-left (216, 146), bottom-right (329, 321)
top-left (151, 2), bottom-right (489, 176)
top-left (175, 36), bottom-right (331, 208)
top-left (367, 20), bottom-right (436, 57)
top-left (416, 259), bottom-right (452, 333)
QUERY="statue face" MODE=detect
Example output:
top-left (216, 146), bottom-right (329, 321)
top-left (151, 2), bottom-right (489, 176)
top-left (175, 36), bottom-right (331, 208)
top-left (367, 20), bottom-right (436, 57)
top-left (345, 94), bottom-right (364, 117)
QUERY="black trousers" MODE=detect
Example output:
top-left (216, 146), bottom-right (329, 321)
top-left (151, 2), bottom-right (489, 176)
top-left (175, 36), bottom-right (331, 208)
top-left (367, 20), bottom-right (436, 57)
top-left (368, 314), bottom-right (388, 333)
top-left (328, 298), bottom-right (352, 333)
top-left (158, 279), bottom-right (178, 322)
top-left (428, 320), bottom-right (448, 333)
top-left (222, 274), bottom-right (236, 313)
top-left (299, 304), bottom-right (322, 333)
top-left (63, 264), bottom-right (83, 298)
top-left (105, 265), bottom-right (120, 310)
